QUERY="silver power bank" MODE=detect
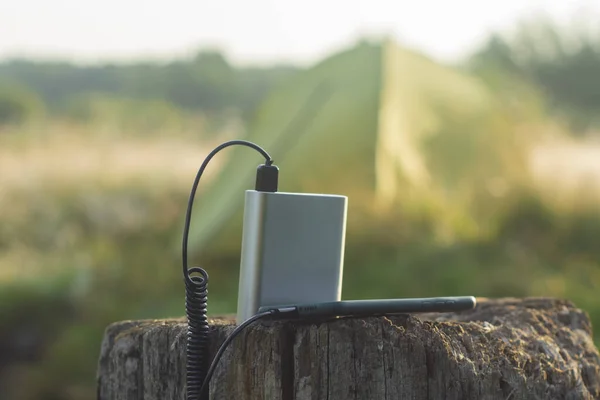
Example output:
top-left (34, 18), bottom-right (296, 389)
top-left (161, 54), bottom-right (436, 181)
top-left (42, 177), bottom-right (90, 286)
top-left (236, 190), bottom-right (348, 323)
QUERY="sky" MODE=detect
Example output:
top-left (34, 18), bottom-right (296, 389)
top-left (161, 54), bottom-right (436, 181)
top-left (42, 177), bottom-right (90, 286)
top-left (1, 0), bottom-right (599, 66)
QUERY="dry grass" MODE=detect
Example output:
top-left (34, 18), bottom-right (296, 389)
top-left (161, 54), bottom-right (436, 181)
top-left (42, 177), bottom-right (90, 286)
top-left (529, 134), bottom-right (600, 209)
top-left (0, 122), bottom-right (225, 191)
top-left (0, 121), bottom-right (230, 284)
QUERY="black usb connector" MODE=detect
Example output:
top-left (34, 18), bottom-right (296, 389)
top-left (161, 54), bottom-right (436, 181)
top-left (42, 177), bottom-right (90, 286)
top-left (255, 163), bottom-right (279, 192)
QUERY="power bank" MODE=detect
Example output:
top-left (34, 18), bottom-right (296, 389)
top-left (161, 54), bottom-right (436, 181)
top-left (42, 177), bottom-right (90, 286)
top-left (236, 190), bottom-right (347, 323)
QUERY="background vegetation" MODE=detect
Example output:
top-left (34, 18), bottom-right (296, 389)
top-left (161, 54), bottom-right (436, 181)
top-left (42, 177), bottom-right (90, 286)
top-left (1, 17), bottom-right (600, 400)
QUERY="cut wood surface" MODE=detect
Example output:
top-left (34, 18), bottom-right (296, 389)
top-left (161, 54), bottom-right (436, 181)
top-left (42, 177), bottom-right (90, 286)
top-left (97, 297), bottom-right (600, 400)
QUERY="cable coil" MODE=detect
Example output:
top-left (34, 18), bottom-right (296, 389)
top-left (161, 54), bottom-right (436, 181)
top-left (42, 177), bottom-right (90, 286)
top-left (185, 267), bottom-right (210, 400)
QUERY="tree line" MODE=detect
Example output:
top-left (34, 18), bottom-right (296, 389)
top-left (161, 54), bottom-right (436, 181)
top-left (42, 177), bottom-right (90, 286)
top-left (0, 17), bottom-right (599, 134)
top-left (469, 16), bottom-right (600, 134)
top-left (0, 50), bottom-right (299, 125)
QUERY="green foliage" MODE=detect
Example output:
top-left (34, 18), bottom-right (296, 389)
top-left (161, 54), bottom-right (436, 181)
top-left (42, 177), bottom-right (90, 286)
top-left (0, 275), bottom-right (75, 399)
top-left (469, 16), bottom-right (600, 134)
top-left (0, 276), bottom-right (73, 334)
top-left (0, 83), bottom-right (44, 125)
top-left (0, 51), bottom-right (300, 123)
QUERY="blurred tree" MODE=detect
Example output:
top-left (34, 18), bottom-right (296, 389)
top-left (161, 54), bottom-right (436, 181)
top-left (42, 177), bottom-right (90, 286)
top-left (236, 65), bottom-right (300, 121)
top-left (0, 60), bottom-right (122, 114)
top-left (469, 34), bottom-right (520, 75)
top-left (0, 50), bottom-right (299, 125)
top-left (0, 82), bottom-right (44, 125)
top-left (469, 16), bottom-right (600, 134)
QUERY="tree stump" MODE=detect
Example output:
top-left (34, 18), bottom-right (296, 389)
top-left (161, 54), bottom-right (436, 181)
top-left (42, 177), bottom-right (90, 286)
top-left (97, 298), bottom-right (600, 400)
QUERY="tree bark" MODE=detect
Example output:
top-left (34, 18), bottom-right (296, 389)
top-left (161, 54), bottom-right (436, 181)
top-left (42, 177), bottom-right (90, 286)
top-left (97, 297), bottom-right (600, 400)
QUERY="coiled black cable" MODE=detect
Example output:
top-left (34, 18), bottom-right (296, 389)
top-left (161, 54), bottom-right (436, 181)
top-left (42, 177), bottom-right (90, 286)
top-left (184, 267), bottom-right (210, 400)
top-left (182, 140), bottom-right (273, 400)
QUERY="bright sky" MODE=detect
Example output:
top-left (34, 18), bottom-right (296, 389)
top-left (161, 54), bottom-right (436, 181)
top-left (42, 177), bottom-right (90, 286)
top-left (1, 0), bottom-right (598, 66)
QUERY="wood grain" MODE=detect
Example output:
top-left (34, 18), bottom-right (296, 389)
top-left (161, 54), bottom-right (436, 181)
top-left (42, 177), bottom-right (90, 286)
top-left (97, 298), bottom-right (600, 400)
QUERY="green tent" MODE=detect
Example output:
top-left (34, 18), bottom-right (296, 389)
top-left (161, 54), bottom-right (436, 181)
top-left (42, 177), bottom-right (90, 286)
top-left (185, 38), bottom-right (529, 257)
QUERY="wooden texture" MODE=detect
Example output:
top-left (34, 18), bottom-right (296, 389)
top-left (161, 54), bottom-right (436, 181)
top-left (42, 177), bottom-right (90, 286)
top-left (97, 298), bottom-right (600, 400)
